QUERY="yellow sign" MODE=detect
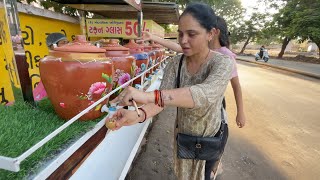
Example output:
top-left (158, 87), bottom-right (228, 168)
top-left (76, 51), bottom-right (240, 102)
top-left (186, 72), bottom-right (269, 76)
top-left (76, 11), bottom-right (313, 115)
top-left (0, 11), bottom-right (81, 105)
top-left (19, 13), bottom-right (80, 90)
top-left (86, 19), bottom-right (164, 38)
top-left (0, 6), bottom-right (16, 104)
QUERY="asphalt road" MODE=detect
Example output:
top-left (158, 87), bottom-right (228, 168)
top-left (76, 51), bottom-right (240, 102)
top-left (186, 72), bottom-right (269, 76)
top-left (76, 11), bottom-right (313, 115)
top-left (127, 61), bottom-right (320, 180)
top-left (220, 61), bottom-right (320, 180)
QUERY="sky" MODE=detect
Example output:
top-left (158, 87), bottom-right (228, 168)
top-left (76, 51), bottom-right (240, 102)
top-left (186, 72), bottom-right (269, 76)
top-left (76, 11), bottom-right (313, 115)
top-left (240, 0), bottom-right (281, 19)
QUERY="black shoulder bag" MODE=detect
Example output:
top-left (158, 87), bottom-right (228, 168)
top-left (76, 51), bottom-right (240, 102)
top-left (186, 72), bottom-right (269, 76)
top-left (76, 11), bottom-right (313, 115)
top-left (176, 55), bottom-right (227, 160)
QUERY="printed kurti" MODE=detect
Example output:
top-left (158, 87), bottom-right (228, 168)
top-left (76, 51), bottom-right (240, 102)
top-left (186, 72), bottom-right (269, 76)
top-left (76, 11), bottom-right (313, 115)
top-left (158, 52), bottom-right (233, 180)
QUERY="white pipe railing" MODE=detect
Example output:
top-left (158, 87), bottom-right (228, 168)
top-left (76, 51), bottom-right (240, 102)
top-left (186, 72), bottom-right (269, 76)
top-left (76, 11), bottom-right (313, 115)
top-left (0, 56), bottom-right (170, 172)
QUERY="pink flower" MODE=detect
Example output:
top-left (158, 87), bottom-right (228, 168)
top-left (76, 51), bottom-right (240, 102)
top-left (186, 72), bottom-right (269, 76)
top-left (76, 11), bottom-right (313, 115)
top-left (88, 101), bottom-right (95, 106)
top-left (88, 82), bottom-right (107, 95)
top-left (118, 73), bottom-right (131, 85)
top-left (135, 68), bottom-right (141, 76)
top-left (59, 103), bottom-right (66, 108)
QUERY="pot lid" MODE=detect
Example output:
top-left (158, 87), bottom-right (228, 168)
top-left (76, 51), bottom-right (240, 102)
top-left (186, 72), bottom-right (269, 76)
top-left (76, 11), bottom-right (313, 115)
top-left (53, 35), bottom-right (105, 53)
top-left (133, 53), bottom-right (148, 60)
top-left (150, 41), bottom-right (162, 49)
top-left (123, 39), bottom-right (144, 49)
top-left (102, 39), bottom-right (129, 51)
top-left (141, 42), bottom-right (152, 51)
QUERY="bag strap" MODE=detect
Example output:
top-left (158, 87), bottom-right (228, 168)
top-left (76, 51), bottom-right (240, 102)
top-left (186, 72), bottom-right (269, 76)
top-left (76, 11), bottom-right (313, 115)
top-left (176, 55), bottom-right (184, 129)
top-left (176, 54), bottom-right (184, 88)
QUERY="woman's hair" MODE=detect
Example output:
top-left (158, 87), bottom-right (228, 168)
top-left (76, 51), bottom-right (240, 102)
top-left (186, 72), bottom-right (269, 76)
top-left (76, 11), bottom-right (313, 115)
top-left (180, 3), bottom-right (217, 32)
top-left (216, 16), bottom-right (230, 48)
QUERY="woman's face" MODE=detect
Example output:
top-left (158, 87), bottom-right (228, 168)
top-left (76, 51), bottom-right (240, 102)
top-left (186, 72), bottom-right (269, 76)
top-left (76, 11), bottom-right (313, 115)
top-left (178, 14), bottom-right (213, 57)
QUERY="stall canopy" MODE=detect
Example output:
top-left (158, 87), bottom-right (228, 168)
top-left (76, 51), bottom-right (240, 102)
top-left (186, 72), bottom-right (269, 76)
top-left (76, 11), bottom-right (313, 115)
top-left (52, 0), bottom-right (179, 24)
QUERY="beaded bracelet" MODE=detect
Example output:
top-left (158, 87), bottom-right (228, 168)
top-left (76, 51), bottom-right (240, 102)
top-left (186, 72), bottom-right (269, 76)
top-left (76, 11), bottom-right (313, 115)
top-left (138, 107), bottom-right (147, 123)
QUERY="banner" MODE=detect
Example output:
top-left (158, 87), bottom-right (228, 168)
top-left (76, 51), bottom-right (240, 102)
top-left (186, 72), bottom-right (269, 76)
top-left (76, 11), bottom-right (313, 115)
top-left (86, 19), bottom-right (164, 39)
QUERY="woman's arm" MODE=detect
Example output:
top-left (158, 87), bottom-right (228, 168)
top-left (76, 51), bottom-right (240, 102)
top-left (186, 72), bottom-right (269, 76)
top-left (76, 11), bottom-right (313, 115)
top-left (139, 31), bottom-right (183, 53)
top-left (115, 86), bottom-right (195, 108)
top-left (230, 76), bottom-right (246, 128)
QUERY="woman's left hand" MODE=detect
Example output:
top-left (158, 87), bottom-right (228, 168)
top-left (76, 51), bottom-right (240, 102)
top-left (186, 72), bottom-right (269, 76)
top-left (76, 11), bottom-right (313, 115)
top-left (111, 86), bottom-right (153, 106)
top-left (236, 111), bottom-right (246, 128)
top-left (106, 108), bottom-right (143, 130)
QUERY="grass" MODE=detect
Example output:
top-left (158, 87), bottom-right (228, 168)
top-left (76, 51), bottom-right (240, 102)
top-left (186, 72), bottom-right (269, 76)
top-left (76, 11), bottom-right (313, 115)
top-left (0, 99), bottom-right (103, 179)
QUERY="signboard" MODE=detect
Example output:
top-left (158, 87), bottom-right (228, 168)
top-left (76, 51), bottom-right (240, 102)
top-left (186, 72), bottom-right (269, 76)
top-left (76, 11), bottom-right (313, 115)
top-left (19, 13), bottom-right (80, 91)
top-left (0, 2), bottom-right (17, 104)
top-left (124, 0), bottom-right (141, 11)
top-left (86, 19), bottom-right (164, 39)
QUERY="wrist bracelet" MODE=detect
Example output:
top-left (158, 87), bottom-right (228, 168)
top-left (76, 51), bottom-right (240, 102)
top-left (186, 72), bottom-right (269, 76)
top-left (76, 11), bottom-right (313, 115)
top-left (138, 107), bottom-right (147, 123)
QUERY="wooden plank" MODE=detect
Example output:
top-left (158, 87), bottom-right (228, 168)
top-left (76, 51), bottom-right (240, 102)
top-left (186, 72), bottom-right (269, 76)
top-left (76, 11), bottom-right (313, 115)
top-left (47, 126), bottom-right (108, 179)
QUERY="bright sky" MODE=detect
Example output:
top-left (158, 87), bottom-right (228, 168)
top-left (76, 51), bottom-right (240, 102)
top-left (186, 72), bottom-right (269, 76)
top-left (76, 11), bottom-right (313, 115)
top-left (240, 0), bottom-right (280, 19)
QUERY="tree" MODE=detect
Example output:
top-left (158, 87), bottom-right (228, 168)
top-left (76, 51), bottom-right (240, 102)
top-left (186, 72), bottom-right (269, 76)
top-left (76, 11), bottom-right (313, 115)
top-left (269, 0), bottom-right (298, 58)
top-left (17, 0), bottom-right (78, 16)
top-left (290, 0), bottom-right (320, 59)
top-left (232, 12), bottom-right (267, 54)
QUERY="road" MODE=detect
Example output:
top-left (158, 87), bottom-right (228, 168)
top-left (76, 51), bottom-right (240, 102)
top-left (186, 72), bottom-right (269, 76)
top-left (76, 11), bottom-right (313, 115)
top-left (220, 61), bottom-right (320, 180)
top-left (126, 61), bottom-right (320, 180)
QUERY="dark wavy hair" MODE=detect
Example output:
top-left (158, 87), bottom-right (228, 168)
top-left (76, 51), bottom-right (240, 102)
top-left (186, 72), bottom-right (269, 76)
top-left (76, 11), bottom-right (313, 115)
top-left (216, 16), bottom-right (231, 48)
top-left (180, 3), bottom-right (217, 32)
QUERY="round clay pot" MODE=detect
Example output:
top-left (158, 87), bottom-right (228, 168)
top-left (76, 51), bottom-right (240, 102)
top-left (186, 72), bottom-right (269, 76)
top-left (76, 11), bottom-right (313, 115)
top-left (132, 53), bottom-right (149, 86)
top-left (140, 42), bottom-right (155, 76)
top-left (124, 39), bottom-right (150, 86)
top-left (101, 39), bottom-right (136, 99)
top-left (150, 41), bottom-right (162, 71)
top-left (39, 35), bottom-right (114, 121)
top-left (123, 39), bottom-right (144, 54)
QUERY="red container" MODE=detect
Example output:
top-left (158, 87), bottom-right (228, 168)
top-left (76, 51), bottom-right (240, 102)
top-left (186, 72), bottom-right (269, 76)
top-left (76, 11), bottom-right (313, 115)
top-left (101, 39), bottom-right (136, 98)
top-left (142, 43), bottom-right (156, 76)
top-left (39, 35), bottom-right (114, 121)
top-left (150, 41), bottom-right (162, 71)
top-left (124, 40), bottom-right (149, 86)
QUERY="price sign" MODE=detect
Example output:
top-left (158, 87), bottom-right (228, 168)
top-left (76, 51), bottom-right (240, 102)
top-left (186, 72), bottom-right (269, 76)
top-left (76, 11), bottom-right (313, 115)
top-left (86, 19), bottom-right (164, 39)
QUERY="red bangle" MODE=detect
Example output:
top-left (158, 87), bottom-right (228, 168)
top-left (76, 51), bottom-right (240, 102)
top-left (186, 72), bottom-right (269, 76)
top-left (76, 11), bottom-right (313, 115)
top-left (154, 90), bottom-right (159, 106)
top-left (138, 107), bottom-right (147, 123)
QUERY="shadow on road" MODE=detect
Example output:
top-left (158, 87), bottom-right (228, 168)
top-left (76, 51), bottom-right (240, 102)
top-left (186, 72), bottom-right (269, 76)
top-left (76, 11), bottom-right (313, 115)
top-left (220, 130), bottom-right (288, 180)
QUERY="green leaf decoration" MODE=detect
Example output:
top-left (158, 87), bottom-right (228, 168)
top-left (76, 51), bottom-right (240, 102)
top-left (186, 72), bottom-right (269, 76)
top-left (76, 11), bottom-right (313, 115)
top-left (102, 73), bottom-right (110, 81)
top-left (79, 95), bottom-right (87, 100)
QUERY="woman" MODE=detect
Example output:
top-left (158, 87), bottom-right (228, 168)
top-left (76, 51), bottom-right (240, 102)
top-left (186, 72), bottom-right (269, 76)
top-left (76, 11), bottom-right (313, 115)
top-left (106, 3), bottom-right (233, 179)
top-left (140, 18), bottom-right (246, 129)
top-left (141, 16), bottom-right (246, 178)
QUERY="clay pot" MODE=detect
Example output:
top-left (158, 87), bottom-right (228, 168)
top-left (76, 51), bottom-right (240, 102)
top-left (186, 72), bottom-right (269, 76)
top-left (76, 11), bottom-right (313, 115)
top-left (150, 41), bottom-right (162, 71)
top-left (141, 43), bottom-right (156, 76)
top-left (101, 39), bottom-right (136, 98)
top-left (124, 40), bottom-right (149, 86)
top-left (123, 39), bottom-right (144, 54)
top-left (39, 35), bottom-right (114, 121)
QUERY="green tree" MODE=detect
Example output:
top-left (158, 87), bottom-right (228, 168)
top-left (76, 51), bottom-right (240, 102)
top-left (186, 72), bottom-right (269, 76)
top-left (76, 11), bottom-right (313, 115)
top-left (17, 0), bottom-right (78, 16)
top-left (233, 12), bottom-right (267, 53)
top-left (290, 0), bottom-right (320, 59)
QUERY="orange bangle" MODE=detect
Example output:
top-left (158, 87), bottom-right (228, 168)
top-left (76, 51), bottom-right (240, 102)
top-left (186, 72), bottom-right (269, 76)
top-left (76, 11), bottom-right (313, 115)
top-left (138, 107), bottom-right (147, 123)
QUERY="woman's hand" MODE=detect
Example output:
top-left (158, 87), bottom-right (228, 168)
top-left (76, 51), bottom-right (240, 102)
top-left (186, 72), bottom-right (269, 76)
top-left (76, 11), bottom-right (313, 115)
top-left (105, 109), bottom-right (144, 130)
top-left (111, 86), bottom-right (153, 106)
top-left (136, 31), bottom-right (154, 43)
top-left (236, 111), bottom-right (246, 128)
